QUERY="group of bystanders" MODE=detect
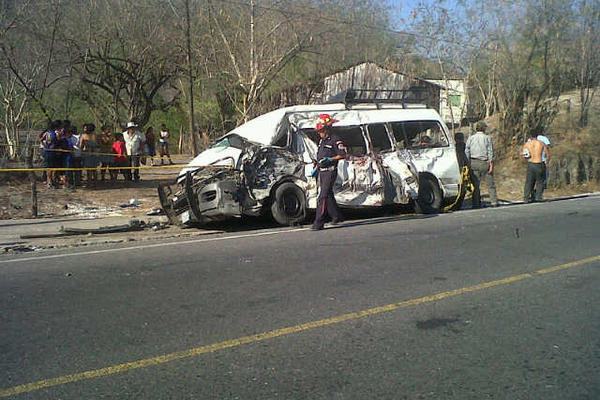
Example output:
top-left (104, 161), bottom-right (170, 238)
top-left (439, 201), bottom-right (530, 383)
top-left (455, 121), bottom-right (551, 207)
top-left (40, 120), bottom-right (174, 189)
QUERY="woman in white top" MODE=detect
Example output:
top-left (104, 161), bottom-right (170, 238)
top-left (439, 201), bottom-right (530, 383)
top-left (158, 123), bottom-right (174, 165)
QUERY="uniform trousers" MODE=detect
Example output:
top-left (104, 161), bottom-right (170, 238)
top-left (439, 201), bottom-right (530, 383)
top-left (313, 169), bottom-right (343, 229)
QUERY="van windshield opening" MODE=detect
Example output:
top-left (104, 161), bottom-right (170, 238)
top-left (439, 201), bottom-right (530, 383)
top-left (211, 134), bottom-right (246, 150)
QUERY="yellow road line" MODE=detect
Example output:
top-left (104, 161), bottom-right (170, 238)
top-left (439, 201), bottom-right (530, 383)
top-left (1, 254), bottom-right (599, 397)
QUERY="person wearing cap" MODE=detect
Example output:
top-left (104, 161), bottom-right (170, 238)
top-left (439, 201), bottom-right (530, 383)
top-left (465, 121), bottom-right (498, 208)
top-left (312, 114), bottom-right (347, 231)
top-left (122, 122), bottom-right (146, 181)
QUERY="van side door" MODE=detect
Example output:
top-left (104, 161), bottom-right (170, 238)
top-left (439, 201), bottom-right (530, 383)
top-left (390, 120), bottom-right (461, 198)
top-left (364, 123), bottom-right (398, 205)
top-left (331, 125), bottom-right (385, 207)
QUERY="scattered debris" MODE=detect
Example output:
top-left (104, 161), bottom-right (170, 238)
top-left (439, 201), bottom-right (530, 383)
top-left (17, 219), bottom-right (171, 240)
top-left (64, 204), bottom-right (121, 218)
top-left (149, 221), bottom-right (168, 231)
top-left (20, 220), bottom-right (146, 239)
top-left (3, 245), bottom-right (38, 253)
top-left (119, 198), bottom-right (142, 208)
top-left (146, 208), bottom-right (165, 216)
top-left (60, 223), bottom-right (144, 235)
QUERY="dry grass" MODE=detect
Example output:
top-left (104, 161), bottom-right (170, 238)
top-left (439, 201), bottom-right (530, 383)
top-left (485, 88), bottom-right (600, 200)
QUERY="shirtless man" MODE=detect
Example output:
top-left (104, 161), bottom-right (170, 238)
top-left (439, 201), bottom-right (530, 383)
top-left (522, 129), bottom-right (550, 202)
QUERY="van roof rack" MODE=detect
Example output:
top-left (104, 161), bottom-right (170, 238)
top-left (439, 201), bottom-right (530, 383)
top-left (341, 88), bottom-right (429, 108)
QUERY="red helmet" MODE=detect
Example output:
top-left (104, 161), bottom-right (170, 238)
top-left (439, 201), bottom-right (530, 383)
top-left (315, 114), bottom-right (338, 131)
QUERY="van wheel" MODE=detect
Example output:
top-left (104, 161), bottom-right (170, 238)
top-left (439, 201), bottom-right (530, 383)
top-left (415, 175), bottom-right (442, 214)
top-left (271, 182), bottom-right (306, 225)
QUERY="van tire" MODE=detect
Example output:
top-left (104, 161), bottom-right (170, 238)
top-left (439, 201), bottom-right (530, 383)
top-left (415, 175), bottom-right (442, 214)
top-left (271, 182), bottom-right (306, 225)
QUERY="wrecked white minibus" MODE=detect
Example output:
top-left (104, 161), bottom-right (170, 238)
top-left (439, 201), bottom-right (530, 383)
top-left (158, 98), bottom-right (463, 226)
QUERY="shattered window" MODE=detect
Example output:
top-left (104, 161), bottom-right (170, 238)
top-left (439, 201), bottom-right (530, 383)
top-left (331, 126), bottom-right (367, 156)
top-left (212, 134), bottom-right (246, 150)
top-left (390, 122), bottom-right (408, 148)
top-left (290, 131), bottom-right (306, 155)
top-left (366, 124), bottom-right (392, 153)
top-left (390, 121), bottom-right (448, 149)
top-left (303, 128), bottom-right (320, 145)
top-left (273, 130), bottom-right (288, 147)
top-left (212, 138), bottom-right (231, 150)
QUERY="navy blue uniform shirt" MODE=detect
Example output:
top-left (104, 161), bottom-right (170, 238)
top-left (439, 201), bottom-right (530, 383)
top-left (317, 134), bottom-right (346, 166)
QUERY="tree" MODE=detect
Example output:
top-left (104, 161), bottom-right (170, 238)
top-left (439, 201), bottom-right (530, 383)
top-left (1, 0), bottom-right (70, 158)
top-left (207, 0), bottom-right (315, 122)
top-left (571, 0), bottom-right (600, 127)
top-left (72, 0), bottom-right (181, 129)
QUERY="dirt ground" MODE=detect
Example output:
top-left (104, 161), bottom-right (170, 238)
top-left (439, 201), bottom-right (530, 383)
top-left (1, 157), bottom-right (598, 221)
top-left (494, 157), bottom-right (600, 202)
top-left (0, 165), bottom-right (182, 220)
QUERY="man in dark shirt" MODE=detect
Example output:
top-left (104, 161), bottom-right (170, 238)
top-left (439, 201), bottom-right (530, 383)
top-left (312, 114), bottom-right (347, 231)
top-left (454, 132), bottom-right (468, 168)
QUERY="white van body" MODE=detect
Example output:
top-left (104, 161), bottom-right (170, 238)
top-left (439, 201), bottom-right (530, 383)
top-left (161, 103), bottom-right (461, 225)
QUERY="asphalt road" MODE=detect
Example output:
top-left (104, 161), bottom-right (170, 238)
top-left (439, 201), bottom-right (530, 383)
top-left (1, 196), bottom-right (599, 399)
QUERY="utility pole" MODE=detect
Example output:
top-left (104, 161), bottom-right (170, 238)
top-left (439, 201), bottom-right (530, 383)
top-left (245, 0), bottom-right (255, 122)
top-left (27, 149), bottom-right (37, 217)
top-left (185, 0), bottom-right (198, 155)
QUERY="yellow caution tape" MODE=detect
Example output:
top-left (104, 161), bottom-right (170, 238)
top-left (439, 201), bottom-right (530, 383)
top-left (0, 164), bottom-right (233, 173)
top-left (0, 142), bottom-right (190, 159)
top-left (443, 165), bottom-right (474, 212)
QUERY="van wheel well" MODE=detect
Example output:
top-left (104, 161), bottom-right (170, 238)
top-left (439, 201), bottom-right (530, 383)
top-left (270, 181), bottom-right (307, 226)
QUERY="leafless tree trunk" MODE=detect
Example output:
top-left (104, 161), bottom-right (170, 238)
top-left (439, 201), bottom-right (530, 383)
top-left (208, 0), bottom-right (314, 122)
top-left (1, 72), bottom-right (30, 158)
top-left (575, 0), bottom-right (599, 127)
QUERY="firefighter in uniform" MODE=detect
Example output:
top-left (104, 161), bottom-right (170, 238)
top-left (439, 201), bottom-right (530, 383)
top-left (312, 114), bottom-right (347, 230)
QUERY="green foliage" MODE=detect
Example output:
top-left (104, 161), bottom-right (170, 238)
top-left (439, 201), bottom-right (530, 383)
top-left (195, 100), bottom-right (222, 137)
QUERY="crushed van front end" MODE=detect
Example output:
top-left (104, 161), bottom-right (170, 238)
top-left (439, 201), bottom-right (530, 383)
top-left (158, 167), bottom-right (244, 226)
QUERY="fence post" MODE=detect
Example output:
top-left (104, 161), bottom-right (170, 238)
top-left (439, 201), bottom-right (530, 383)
top-left (27, 148), bottom-right (38, 218)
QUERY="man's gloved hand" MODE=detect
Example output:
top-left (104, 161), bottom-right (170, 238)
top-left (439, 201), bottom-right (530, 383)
top-left (310, 167), bottom-right (319, 178)
top-left (318, 157), bottom-right (333, 167)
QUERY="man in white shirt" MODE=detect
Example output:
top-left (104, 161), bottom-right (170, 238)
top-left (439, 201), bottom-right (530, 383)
top-left (465, 121), bottom-right (498, 208)
top-left (123, 122), bottom-right (146, 181)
